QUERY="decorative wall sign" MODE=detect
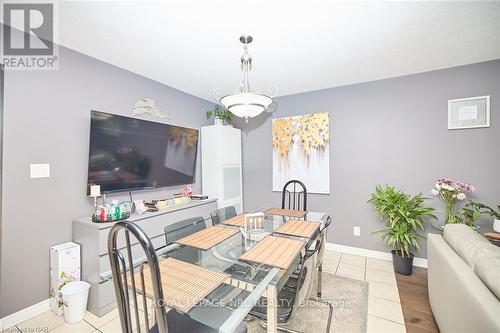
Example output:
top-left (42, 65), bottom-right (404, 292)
top-left (272, 112), bottom-right (330, 194)
top-left (448, 95), bottom-right (490, 129)
top-left (132, 97), bottom-right (168, 119)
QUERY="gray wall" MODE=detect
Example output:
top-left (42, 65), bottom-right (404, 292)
top-left (241, 59), bottom-right (500, 258)
top-left (0, 40), bottom-right (212, 316)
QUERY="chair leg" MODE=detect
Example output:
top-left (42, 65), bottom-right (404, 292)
top-left (307, 298), bottom-right (334, 333)
top-left (317, 263), bottom-right (323, 299)
top-left (259, 320), bottom-right (302, 333)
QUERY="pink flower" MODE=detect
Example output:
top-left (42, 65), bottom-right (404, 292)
top-left (430, 189), bottom-right (440, 196)
top-left (456, 193), bottom-right (466, 201)
top-left (438, 177), bottom-right (452, 185)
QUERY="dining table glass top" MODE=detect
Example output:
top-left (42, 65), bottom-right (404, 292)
top-left (131, 208), bottom-right (329, 332)
top-left (156, 209), bottom-right (328, 285)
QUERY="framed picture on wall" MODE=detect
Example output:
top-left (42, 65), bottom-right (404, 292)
top-left (272, 112), bottom-right (330, 194)
top-left (448, 95), bottom-right (490, 130)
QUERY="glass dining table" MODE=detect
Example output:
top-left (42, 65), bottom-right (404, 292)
top-left (114, 209), bottom-right (330, 333)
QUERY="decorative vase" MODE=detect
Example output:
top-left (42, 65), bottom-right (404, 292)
top-left (445, 204), bottom-right (455, 224)
top-left (214, 118), bottom-right (223, 126)
top-left (493, 219), bottom-right (500, 233)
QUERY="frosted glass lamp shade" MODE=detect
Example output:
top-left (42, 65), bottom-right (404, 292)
top-left (220, 93), bottom-right (273, 118)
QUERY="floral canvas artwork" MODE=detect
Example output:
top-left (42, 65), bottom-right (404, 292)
top-left (272, 112), bottom-right (330, 194)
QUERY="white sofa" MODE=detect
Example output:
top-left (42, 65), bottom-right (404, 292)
top-left (428, 224), bottom-right (500, 333)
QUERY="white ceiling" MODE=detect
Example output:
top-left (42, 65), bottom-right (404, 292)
top-left (49, 1), bottom-right (500, 100)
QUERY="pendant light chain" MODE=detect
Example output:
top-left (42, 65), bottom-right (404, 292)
top-left (218, 35), bottom-right (274, 121)
top-left (240, 43), bottom-right (251, 94)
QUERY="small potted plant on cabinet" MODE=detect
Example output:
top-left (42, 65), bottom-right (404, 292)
top-left (206, 105), bottom-right (234, 126)
top-left (369, 185), bottom-right (436, 275)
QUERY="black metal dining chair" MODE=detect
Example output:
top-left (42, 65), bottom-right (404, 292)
top-left (164, 216), bottom-right (206, 246)
top-left (210, 206), bottom-right (237, 226)
top-left (247, 241), bottom-right (320, 333)
top-left (307, 216), bottom-right (332, 299)
top-left (281, 180), bottom-right (307, 211)
top-left (109, 221), bottom-right (245, 333)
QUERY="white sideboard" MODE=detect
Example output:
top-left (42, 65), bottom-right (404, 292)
top-left (201, 125), bottom-right (243, 212)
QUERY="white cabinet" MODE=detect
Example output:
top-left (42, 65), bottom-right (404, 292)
top-left (201, 125), bottom-right (243, 212)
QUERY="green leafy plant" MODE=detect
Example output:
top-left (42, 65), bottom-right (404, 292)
top-left (206, 105), bottom-right (234, 123)
top-left (466, 201), bottom-right (500, 219)
top-left (455, 202), bottom-right (482, 227)
top-left (368, 185), bottom-right (436, 258)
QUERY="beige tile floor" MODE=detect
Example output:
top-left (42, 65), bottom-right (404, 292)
top-left (321, 250), bottom-right (406, 333)
top-left (8, 250), bottom-right (406, 333)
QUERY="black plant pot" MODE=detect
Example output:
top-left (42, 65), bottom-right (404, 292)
top-left (392, 250), bottom-right (414, 276)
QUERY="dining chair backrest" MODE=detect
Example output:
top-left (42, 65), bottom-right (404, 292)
top-left (315, 216), bottom-right (332, 268)
top-left (291, 247), bottom-right (316, 317)
top-left (108, 221), bottom-right (168, 333)
top-left (210, 206), bottom-right (237, 226)
top-left (272, 244), bottom-right (316, 323)
top-left (164, 216), bottom-right (206, 246)
top-left (281, 180), bottom-right (307, 211)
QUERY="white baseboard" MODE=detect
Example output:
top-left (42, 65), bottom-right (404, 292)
top-left (326, 242), bottom-right (428, 268)
top-left (0, 299), bottom-right (50, 330)
top-left (413, 257), bottom-right (428, 268)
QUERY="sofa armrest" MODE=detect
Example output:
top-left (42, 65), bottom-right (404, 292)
top-left (428, 234), bottom-right (500, 333)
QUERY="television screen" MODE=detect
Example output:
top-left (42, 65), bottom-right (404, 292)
top-left (87, 110), bottom-right (198, 193)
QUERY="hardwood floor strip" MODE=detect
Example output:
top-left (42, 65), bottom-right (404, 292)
top-left (395, 266), bottom-right (440, 333)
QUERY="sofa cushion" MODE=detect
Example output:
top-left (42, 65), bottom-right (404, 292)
top-left (475, 255), bottom-right (500, 300)
top-left (443, 224), bottom-right (498, 269)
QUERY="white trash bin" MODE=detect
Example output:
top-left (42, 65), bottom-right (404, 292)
top-left (61, 281), bottom-right (91, 323)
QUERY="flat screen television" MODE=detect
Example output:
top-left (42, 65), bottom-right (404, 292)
top-left (87, 110), bottom-right (199, 193)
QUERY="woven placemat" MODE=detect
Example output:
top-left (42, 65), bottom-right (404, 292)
top-left (239, 235), bottom-right (305, 270)
top-left (221, 214), bottom-right (246, 227)
top-left (132, 257), bottom-right (229, 313)
top-left (265, 207), bottom-right (307, 218)
top-left (274, 219), bottom-right (320, 238)
top-left (175, 226), bottom-right (238, 250)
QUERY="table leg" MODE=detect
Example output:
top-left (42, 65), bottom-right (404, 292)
top-left (266, 284), bottom-right (278, 333)
top-left (317, 262), bottom-right (323, 299)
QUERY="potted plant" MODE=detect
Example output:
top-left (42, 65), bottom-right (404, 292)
top-left (369, 185), bottom-right (436, 275)
top-left (467, 202), bottom-right (500, 232)
top-left (430, 178), bottom-right (475, 224)
top-left (454, 201), bottom-right (481, 228)
top-left (206, 105), bottom-right (234, 126)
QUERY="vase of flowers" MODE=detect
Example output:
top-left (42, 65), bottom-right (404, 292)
top-left (431, 178), bottom-right (475, 224)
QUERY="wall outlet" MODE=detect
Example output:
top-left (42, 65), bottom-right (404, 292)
top-left (353, 226), bottom-right (361, 236)
top-left (30, 163), bottom-right (50, 178)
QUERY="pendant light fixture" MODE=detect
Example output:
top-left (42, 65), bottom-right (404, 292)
top-left (216, 35), bottom-right (275, 122)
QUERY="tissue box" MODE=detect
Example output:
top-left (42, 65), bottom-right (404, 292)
top-left (49, 242), bottom-right (81, 316)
